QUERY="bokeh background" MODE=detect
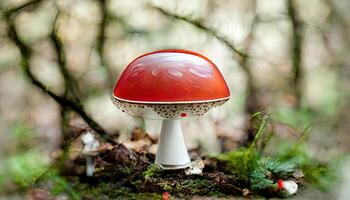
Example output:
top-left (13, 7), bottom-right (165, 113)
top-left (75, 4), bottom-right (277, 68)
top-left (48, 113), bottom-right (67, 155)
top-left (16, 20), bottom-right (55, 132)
top-left (0, 0), bottom-right (349, 199)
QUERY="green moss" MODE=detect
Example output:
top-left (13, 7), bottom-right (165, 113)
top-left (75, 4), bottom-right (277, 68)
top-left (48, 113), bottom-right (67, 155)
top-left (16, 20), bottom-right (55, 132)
top-left (176, 179), bottom-right (212, 194)
top-left (214, 114), bottom-right (269, 182)
top-left (213, 112), bottom-right (337, 192)
top-left (77, 183), bottom-right (161, 200)
top-left (158, 181), bottom-right (173, 191)
top-left (143, 164), bottom-right (162, 179)
top-left (120, 165), bottom-right (134, 175)
top-left (207, 190), bottom-right (228, 198)
top-left (216, 148), bottom-right (258, 179)
top-left (157, 179), bottom-right (213, 195)
top-left (130, 179), bottom-right (142, 190)
top-left (76, 183), bottom-right (101, 197)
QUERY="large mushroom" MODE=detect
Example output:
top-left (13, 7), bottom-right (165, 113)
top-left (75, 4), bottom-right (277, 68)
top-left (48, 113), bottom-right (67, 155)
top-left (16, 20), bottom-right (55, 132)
top-left (112, 49), bottom-right (230, 169)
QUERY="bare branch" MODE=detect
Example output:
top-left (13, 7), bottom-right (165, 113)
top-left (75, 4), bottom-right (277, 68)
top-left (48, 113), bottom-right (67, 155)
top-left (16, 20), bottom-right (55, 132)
top-left (3, 1), bottom-right (116, 144)
top-left (240, 0), bottom-right (260, 114)
top-left (96, 0), bottom-right (115, 89)
top-left (3, 0), bottom-right (45, 15)
top-left (50, 11), bottom-right (84, 147)
top-left (287, 0), bottom-right (303, 107)
top-left (322, 0), bottom-right (350, 70)
top-left (151, 6), bottom-right (247, 59)
top-left (50, 11), bottom-right (81, 102)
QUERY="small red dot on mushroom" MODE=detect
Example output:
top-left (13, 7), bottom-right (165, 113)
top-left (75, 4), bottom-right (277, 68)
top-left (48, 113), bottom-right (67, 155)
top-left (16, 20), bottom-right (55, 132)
top-left (181, 113), bottom-right (187, 117)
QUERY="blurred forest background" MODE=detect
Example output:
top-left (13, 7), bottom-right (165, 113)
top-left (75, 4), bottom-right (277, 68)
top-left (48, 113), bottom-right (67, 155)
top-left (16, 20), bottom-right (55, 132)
top-left (0, 0), bottom-right (350, 199)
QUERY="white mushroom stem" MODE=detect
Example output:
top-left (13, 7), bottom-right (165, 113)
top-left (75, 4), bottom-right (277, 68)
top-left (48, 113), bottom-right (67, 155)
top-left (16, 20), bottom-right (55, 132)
top-left (155, 119), bottom-right (191, 169)
top-left (81, 131), bottom-right (100, 177)
top-left (85, 156), bottom-right (94, 177)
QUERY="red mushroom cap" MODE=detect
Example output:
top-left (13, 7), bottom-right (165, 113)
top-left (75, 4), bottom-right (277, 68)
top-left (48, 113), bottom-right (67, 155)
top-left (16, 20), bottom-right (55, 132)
top-left (113, 49), bottom-right (230, 103)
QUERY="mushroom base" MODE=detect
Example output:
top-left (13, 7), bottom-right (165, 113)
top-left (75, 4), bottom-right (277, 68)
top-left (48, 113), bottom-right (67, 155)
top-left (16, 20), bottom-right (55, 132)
top-left (155, 119), bottom-right (191, 169)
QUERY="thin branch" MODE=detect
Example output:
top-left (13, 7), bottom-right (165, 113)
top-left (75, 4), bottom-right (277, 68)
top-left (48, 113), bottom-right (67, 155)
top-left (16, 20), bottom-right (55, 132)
top-left (249, 112), bottom-right (269, 151)
top-left (318, 0), bottom-right (350, 131)
top-left (96, 0), bottom-right (107, 56)
top-left (287, 0), bottom-right (303, 107)
top-left (240, 0), bottom-right (260, 114)
top-left (51, 11), bottom-right (82, 147)
top-left (3, 0), bottom-right (45, 15)
top-left (3, 2), bottom-right (116, 144)
top-left (109, 14), bottom-right (150, 37)
top-left (96, 0), bottom-right (114, 88)
top-left (50, 11), bottom-right (81, 103)
top-left (151, 6), bottom-right (247, 59)
top-left (322, 0), bottom-right (350, 71)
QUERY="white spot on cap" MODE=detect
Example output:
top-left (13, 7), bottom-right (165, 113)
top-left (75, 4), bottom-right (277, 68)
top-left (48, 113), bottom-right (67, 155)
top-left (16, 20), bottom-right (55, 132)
top-left (152, 68), bottom-right (161, 77)
top-left (135, 63), bottom-right (144, 68)
top-left (168, 69), bottom-right (183, 78)
top-left (189, 68), bottom-right (208, 78)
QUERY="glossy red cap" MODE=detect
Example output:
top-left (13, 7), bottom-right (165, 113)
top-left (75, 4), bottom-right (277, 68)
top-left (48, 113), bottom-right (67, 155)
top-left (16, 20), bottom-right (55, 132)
top-left (113, 49), bottom-right (230, 103)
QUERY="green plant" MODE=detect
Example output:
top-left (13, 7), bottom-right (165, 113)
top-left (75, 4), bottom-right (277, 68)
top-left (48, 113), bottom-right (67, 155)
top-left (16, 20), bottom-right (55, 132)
top-left (215, 112), bottom-right (337, 194)
top-left (6, 150), bottom-right (48, 187)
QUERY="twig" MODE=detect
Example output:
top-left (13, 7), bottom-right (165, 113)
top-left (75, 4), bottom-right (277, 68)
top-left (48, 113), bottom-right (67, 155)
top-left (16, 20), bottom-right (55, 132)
top-left (321, 0), bottom-right (350, 72)
top-left (51, 10), bottom-right (70, 147)
top-left (239, 0), bottom-right (260, 114)
top-left (292, 124), bottom-right (312, 152)
top-left (3, 1), bottom-right (116, 144)
top-left (152, 6), bottom-right (247, 59)
top-left (50, 11), bottom-right (80, 102)
top-left (96, 0), bottom-right (114, 88)
top-left (3, 0), bottom-right (45, 15)
top-left (320, 0), bottom-right (350, 131)
top-left (249, 112), bottom-right (269, 150)
top-left (50, 10), bottom-right (83, 147)
top-left (287, 0), bottom-right (303, 107)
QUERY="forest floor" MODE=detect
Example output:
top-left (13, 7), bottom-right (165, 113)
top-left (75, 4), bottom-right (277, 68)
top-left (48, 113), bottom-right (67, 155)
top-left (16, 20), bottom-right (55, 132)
top-left (16, 113), bottom-right (337, 200)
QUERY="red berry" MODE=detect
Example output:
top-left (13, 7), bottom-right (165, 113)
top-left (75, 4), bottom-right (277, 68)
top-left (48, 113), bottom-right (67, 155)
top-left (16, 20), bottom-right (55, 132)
top-left (180, 113), bottom-right (187, 117)
top-left (277, 179), bottom-right (284, 190)
top-left (162, 192), bottom-right (170, 200)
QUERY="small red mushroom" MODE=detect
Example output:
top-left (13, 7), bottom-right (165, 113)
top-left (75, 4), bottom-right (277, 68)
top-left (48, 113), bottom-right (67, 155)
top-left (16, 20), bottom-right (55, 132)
top-left (276, 179), bottom-right (298, 196)
top-left (277, 179), bottom-right (284, 190)
top-left (162, 192), bottom-right (170, 200)
top-left (112, 49), bottom-right (230, 169)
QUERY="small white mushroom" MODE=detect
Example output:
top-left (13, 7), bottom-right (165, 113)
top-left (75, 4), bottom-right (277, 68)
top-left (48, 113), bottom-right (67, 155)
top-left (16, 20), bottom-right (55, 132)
top-left (81, 131), bottom-right (100, 177)
top-left (184, 158), bottom-right (205, 175)
top-left (283, 180), bottom-right (298, 195)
